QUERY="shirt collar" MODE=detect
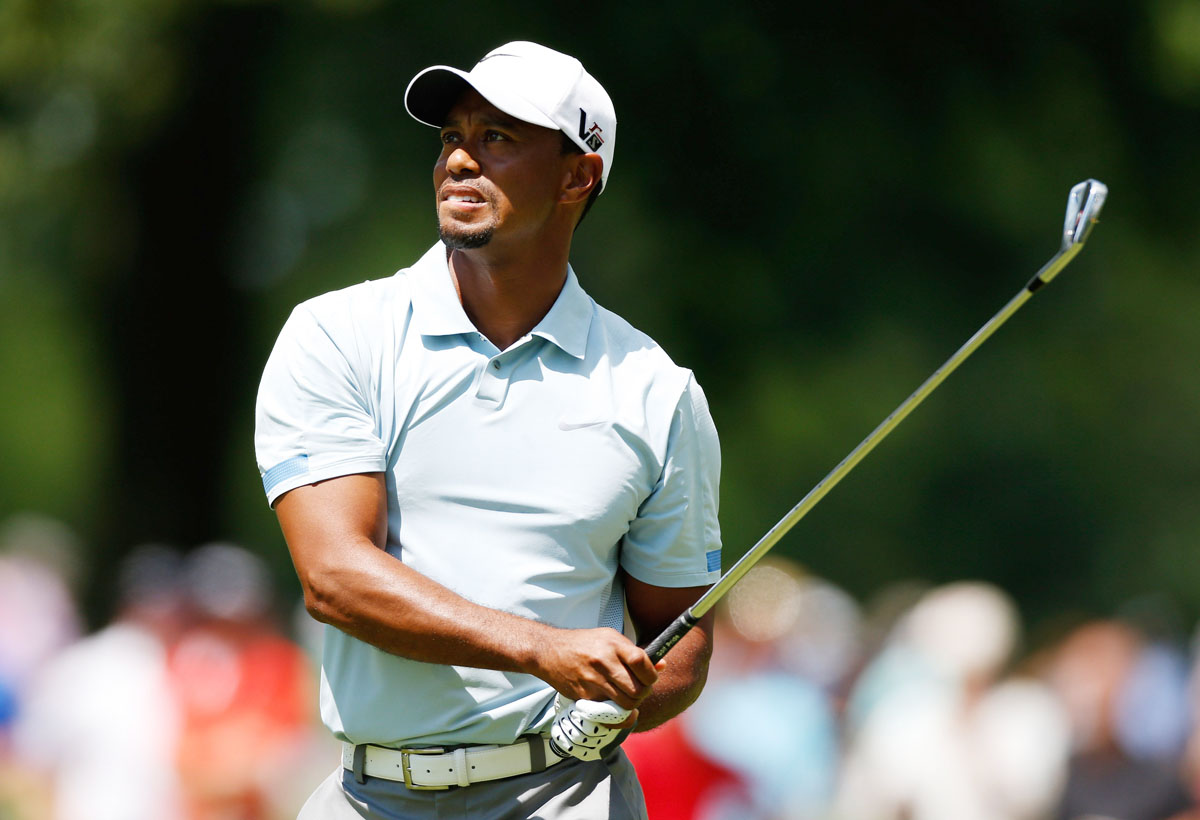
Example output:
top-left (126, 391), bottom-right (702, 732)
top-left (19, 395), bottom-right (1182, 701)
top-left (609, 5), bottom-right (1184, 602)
top-left (530, 264), bottom-right (592, 360)
top-left (407, 242), bottom-right (593, 360)
top-left (408, 242), bottom-right (478, 337)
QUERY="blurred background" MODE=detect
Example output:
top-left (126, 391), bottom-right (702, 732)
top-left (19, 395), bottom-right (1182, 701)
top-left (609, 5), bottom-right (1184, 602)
top-left (2, 0), bottom-right (1199, 817)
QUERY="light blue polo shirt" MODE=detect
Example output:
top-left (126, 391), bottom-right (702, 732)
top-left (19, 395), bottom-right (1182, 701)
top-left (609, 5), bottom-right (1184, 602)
top-left (255, 242), bottom-right (721, 747)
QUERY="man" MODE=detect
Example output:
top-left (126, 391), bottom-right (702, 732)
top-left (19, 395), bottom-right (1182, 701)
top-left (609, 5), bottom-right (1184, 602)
top-left (255, 41), bottom-right (722, 819)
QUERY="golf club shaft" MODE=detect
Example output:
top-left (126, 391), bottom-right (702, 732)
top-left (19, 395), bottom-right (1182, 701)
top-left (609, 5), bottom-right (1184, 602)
top-left (643, 203), bottom-right (1100, 664)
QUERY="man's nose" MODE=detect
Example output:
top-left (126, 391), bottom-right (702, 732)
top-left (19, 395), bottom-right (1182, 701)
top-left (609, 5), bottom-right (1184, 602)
top-left (446, 146), bottom-right (480, 177)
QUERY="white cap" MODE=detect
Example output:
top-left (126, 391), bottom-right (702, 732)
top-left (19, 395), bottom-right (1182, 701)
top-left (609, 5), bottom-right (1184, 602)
top-left (405, 41), bottom-right (616, 193)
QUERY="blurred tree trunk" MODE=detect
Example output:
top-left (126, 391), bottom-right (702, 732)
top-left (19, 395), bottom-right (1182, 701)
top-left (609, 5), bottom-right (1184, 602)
top-left (89, 6), bottom-right (282, 624)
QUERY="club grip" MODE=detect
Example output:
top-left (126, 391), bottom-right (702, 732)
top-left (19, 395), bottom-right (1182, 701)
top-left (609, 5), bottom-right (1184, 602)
top-left (643, 612), bottom-right (699, 663)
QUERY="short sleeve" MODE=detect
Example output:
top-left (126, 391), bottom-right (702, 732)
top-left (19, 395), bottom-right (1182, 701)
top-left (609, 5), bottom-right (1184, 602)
top-left (620, 374), bottom-right (722, 587)
top-left (254, 303), bottom-right (387, 506)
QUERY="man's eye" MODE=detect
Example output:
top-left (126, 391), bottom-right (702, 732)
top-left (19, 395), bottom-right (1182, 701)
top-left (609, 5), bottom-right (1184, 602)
top-left (440, 133), bottom-right (460, 145)
top-left (484, 131), bottom-right (508, 142)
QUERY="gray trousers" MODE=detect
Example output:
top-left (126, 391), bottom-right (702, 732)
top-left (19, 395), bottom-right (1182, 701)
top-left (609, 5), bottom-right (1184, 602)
top-left (298, 750), bottom-right (647, 820)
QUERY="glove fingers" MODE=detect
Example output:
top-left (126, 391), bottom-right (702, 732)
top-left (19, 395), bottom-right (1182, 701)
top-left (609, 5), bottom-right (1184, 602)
top-left (549, 700), bottom-right (626, 761)
top-left (568, 714), bottom-right (614, 738)
top-left (572, 698), bottom-right (631, 724)
top-left (550, 724), bottom-right (606, 759)
top-left (563, 719), bottom-right (609, 746)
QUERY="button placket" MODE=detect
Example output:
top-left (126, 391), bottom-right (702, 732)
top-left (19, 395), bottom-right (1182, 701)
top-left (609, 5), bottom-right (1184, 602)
top-left (475, 355), bottom-right (507, 403)
top-left (475, 339), bottom-right (540, 405)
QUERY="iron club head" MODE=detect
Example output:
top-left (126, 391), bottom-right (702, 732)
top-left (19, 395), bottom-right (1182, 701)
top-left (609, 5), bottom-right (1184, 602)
top-left (1063, 179), bottom-right (1108, 249)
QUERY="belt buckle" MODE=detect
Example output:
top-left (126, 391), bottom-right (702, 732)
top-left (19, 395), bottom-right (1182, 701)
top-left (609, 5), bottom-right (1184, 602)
top-left (400, 747), bottom-right (449, 791)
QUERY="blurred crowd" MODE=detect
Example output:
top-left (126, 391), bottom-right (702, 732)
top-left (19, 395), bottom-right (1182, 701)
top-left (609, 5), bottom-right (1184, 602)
top-left (0, 515), bottom-right (336, 820)
top-left (2, 513), bottom-right (1200, 820)
top-left (626, 561), bottom-right (1200, 820)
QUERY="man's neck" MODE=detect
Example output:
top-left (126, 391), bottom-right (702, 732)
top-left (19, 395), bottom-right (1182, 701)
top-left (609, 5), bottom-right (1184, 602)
top-left (448, 242), bottom-right (571, 352)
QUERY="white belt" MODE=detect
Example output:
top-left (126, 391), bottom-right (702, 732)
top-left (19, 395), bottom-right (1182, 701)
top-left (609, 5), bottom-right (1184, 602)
top-left (342, 737), bottom-right (561, 790)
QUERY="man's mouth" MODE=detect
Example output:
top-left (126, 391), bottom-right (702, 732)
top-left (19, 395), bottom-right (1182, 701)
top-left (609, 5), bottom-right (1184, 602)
top-left (441, 184), bottom-right (488, 208)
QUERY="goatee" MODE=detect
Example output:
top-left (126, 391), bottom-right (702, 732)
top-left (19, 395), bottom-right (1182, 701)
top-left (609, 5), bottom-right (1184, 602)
top-left (439, 223), bottom-right (494, 250)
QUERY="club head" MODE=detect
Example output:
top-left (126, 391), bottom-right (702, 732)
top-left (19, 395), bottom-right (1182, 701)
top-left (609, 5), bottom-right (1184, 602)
top-left (1063, 179), bottom-right (1108, 249)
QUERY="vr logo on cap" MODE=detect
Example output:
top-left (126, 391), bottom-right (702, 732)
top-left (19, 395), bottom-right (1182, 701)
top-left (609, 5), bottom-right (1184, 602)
top-left (578, 109), bottom-right (605, 151)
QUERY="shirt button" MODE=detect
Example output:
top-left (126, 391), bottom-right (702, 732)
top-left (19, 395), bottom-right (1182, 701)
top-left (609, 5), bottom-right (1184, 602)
top-left (492, 361), bottom-right (501, 370)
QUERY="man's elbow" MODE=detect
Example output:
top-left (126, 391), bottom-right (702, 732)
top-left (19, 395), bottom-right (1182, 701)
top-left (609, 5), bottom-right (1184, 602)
top-left (297, 562), bottom-right (349, 626)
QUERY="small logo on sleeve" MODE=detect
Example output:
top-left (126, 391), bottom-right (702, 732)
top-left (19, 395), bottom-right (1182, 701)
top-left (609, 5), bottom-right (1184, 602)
top-left (578, 109), bottom-right (605, 151)
top-left (706, 549), bottom-right (722, 573)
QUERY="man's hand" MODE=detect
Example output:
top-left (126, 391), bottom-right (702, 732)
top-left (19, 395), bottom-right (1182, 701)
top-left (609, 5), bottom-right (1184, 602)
top-left (526, 627), bottom-right (660, 710)
top-left (548, 695), bottom-right (635, 762)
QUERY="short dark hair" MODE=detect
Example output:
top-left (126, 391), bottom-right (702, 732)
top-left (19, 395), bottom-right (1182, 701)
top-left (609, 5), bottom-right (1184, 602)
top-left (561, 133), bottom-right (602, 226)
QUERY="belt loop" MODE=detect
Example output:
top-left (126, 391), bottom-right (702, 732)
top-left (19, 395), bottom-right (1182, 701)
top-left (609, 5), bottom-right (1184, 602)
top-left (527, 736), bottom-right (547, 773)
top-left (352, 744), bottom-right (367, 784)
top-left (453, 748), bottom-right (470, 788)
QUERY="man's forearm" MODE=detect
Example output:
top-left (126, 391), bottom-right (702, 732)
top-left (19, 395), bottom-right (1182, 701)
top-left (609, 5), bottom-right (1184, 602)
top-left (300, 533), bottom-right (546, 671)
top-left (631, 619), bottom-right (712, 732)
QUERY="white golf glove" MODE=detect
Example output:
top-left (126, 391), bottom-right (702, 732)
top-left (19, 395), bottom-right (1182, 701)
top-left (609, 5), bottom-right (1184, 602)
top-left (548, 694), bottom-right (633, 762)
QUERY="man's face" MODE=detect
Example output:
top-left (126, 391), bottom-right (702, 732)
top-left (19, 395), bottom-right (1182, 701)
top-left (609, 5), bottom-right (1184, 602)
top-left (434, 89), bottom-right (569, 251)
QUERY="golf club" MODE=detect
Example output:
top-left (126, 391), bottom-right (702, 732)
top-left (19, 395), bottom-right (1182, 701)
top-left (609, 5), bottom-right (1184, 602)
top-left (643, 178), bottom-right (1108, 663)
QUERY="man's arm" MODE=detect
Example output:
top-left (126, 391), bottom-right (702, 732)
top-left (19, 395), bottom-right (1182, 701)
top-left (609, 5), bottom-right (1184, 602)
top-left (275, 471), bottom-right (660, 710)
top-left (621, 571), bottom-right (714, 732)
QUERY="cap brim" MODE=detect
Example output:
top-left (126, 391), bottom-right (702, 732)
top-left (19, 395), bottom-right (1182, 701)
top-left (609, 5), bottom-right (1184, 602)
top-left (404, 65), bottom-right (559, 131)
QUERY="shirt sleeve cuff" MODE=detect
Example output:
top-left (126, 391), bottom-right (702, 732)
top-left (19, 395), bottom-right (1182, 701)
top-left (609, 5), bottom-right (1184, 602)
top-left (619, 560), bottom-right (723, 589)
top-left (264, 455), bottom-right (388, 507)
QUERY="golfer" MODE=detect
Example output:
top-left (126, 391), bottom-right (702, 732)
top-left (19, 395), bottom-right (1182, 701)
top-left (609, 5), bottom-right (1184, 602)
top-left (255, 41), bottom-right (722, 819)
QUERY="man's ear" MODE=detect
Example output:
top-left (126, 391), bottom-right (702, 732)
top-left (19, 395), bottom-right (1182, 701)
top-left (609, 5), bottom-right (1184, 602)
top-left (561, 153), bottom-right (603, 206)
